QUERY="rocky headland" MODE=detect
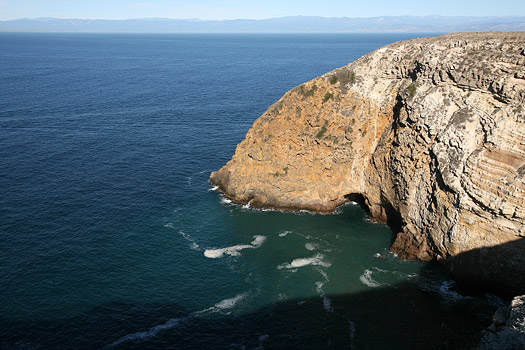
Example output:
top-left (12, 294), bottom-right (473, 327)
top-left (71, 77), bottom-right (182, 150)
top-left (211, 32), bottom-right (525, 296)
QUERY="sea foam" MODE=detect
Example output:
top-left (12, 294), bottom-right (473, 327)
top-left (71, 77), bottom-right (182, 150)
top-left (204, 236), bottom-right (266, 258)
top-left (179, 230), bottom-right (200, 251)
top-left (107, 317), bottom-right (187, 348)
top-left (107, 292), bottom-right (249, 348)
top-left (277, 253), bottom-right (331, 269)
top-left (278, 230), bottom-right (291, 237)
top-left (359, 269), bottom-right (382, 288)
top-left (305, 243), bottom-right (319, 251)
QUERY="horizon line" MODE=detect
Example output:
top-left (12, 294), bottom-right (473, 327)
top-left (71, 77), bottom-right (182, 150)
top-left (2, 14), bottom-right (525, 22)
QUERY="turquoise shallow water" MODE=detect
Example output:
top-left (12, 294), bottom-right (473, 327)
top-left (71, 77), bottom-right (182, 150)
top-left (0, 33), bottom-right (501, 349)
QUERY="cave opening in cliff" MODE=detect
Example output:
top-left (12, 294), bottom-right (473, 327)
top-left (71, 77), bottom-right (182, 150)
top-left (380, 199), bottom-right (404, 244)
top-left (344, 193), bottom-right (370, 216)
top-left (345, 193), bottom-right (404, 243)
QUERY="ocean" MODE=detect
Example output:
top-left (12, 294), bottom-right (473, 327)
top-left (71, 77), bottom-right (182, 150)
top-left (0, 33), bottom-right (502, 349)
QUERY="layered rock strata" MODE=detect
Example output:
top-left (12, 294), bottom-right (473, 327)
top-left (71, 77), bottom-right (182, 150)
top-left (211, 32), bottom-right (525, 294)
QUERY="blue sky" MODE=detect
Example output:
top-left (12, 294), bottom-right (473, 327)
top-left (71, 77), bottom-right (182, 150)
top-left (0, 0), bottom-right (524, 20)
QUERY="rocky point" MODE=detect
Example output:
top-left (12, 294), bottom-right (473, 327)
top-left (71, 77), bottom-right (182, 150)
top-left (211, 32), bottom-right (525, 295)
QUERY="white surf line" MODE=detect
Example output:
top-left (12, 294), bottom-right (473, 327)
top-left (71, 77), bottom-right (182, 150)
top-left (106, 292), bottom-right (250, 348)
top-left (204, 235), bottom-right (266, 258)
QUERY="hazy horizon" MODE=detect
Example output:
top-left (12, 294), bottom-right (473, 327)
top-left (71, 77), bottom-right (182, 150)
top-left (0, 0), bottom-right (524, 21)
top-left (2, 14), bottom-right (525, 21)
top-left (1, 15), bottom-right (523, 33)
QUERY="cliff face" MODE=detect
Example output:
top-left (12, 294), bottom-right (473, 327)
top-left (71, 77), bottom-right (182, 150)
top-left (211, 32), bottom-right (525, 294)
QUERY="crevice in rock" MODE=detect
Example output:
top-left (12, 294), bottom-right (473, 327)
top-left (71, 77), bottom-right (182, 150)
top-left (429, 150), bottom-right (456, 194)
top-left (380, 195), bottom-right (404, 242)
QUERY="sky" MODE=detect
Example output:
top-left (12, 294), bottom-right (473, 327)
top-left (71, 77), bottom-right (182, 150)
top-left (0, 0), bottom-right (524, 21)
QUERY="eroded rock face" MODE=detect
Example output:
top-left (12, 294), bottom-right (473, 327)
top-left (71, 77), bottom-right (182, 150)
top-left (211, 32), bottom-right (525, 294)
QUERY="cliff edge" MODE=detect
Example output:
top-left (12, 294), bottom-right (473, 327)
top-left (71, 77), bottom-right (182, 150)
top-left (211, 32), bottom-right (525, 295)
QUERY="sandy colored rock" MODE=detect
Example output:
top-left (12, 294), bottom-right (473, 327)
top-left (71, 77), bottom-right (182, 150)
top-left (211, 32), bottom-right (525, 294)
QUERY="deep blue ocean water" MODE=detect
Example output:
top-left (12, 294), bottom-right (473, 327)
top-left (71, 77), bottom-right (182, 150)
top-left (0, 33), bottom-right (502, 349)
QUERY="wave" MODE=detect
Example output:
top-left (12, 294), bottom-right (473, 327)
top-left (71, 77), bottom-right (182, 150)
top-left (220, 196), bottom-right (232, 205)
top-left (107, 292), bottom-right (249, 348)
top-left (277, 253), bottom-right (331, 269)
top-left (208, 185), bottom-right (219, 191)
top-left (204, 235), bottom-right (266, 258)
top-left (359, 269), bottom-right (382, 288)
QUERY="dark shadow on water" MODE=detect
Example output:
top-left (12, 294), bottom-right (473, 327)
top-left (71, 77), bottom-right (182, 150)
top-left (0, 263), bottom-right (500, 350)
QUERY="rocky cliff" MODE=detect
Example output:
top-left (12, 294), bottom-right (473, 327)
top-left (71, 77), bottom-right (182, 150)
top-left (211, 32), bottom-right (525, 295)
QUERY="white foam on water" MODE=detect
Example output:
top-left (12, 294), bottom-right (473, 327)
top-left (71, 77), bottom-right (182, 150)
top-left (179, 230), bottom-right (201, 251)
top-left (208, 185), bottom-right (219, 191)
top-left (220, 196), bottom-right (232, 205)
top-left (315, 281), bottom-right (325, 294)
top-left (350, 201), bottom-right (358, 205)
top-left (278, 230), bottom-right (291, 237)
top-left (323, 296), bottom-right (334, 313)
top-left (314, 268), bottom-right (332, 312)
top-left (277, 253), bottom-right (331, 269)
top-left (212, 292), bottom-right (249, 311)
top-left (108, 292), bottom-right (250, 348)
top-left (359, 269), bottom-right (382, 288)
top-left (438, 280), bottom-right (471, 302)
top-left (318, 268), bottom-right (329, 281)
top-left (305, 243), bottom-right (319, 251)
top-left (164, 222), bottom-right (174, 228)
top-left (349, 321), bottom-right (357, 347)
top-left (373, 267), bottom-right (388, 273)
top-left (256, 334), bottom-right (270, 350)
top-left (107, 317), bottom-right (186, 348)
top-left (204, 235), bottom-right (266, 259)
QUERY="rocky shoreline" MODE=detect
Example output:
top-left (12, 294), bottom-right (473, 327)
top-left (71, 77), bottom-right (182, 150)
top-left (211, 32), bottom-right (525, 297)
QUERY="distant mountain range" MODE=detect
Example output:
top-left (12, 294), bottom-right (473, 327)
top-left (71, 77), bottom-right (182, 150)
top-left (0, 16), bottom-right (524, 33)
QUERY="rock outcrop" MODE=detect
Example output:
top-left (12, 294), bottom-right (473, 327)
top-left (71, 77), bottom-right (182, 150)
top-left (211, 32), bottom-right (525, 295)
top-left (477, 295), bottom-right (525, 349)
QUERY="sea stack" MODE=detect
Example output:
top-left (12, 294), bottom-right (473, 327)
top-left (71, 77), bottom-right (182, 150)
top-left (211, 32), bottom-right (525, 296)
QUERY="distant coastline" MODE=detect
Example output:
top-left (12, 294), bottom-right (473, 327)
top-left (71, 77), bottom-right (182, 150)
top-left (0, 15), bottom-right (524, 33)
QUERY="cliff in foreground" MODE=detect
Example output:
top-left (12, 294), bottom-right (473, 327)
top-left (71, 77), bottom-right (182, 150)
top-left (211, 32), bottom-right (525, 295)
